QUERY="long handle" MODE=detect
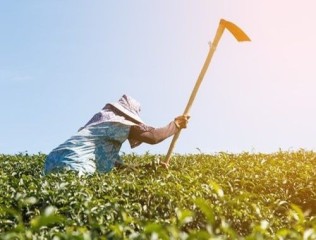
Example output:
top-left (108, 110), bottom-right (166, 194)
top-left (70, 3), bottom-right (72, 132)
top-left (163, 21), bottom-right (226, 166)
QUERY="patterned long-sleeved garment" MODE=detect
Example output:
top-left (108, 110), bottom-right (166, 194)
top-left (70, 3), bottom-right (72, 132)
top-left (44, 116), bottom-right (132, 175)
top-left (44, 107), bottom-right (178, 175)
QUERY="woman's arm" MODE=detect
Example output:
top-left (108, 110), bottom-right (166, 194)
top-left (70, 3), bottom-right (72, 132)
top-left (129, 122), bottom-right (179, 145)
top-left (128, 115), bottom-right (189, 148)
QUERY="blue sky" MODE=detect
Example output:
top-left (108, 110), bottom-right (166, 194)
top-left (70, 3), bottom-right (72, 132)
top-left (1, 1), bottom-right (316, 155)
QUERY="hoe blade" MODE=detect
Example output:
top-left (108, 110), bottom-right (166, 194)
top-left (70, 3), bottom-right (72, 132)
top-left (220, 19), bottom-right (251, 42)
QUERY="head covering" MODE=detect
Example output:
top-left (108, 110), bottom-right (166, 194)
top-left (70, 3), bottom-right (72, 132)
top-left (109, 95), bottom-right (144, 124)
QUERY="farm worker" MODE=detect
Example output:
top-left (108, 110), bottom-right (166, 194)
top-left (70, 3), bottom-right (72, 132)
top-left (44, 95), bottom-right (189, 175)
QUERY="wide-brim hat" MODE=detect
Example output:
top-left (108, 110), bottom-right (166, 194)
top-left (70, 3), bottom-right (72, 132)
top-left (109, 95), bottom-right (144, 124)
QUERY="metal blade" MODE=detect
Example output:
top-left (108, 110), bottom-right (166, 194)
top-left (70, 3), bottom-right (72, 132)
top-left (220, 19), bottom-right (251, 42)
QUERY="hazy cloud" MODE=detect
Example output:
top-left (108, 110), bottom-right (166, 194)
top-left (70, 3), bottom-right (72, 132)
top-left (0, 69), bottom-right (33, 84)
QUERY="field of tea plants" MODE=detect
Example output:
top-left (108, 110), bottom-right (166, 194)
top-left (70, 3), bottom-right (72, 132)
top-left (0, 150), bottom-right (315, 239)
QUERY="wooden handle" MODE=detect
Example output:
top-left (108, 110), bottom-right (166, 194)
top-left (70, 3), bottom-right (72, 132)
top-left (163, 20), bottom-right (226, 166)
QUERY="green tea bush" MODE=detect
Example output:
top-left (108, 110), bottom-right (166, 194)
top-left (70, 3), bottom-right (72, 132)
top-left (0, 151), bottom-right (315, 239)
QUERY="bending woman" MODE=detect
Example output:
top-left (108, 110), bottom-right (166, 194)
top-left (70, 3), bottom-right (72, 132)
top-left (44, 95), bottom-right (189, 175)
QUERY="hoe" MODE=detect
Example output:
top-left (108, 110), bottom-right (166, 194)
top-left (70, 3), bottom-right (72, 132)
top-left (162, 19), bottom-right (251, 168)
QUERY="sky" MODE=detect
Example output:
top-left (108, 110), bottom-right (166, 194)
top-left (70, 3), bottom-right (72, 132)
top-left (1, 1), bottom-right (316, 155)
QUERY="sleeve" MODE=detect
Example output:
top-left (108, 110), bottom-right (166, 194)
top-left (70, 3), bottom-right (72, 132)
top-left (128, 122), bottom-right (179, 148)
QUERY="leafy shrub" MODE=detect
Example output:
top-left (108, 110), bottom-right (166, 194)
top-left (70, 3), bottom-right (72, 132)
top-left (0, 151), bottom-right (315, 239)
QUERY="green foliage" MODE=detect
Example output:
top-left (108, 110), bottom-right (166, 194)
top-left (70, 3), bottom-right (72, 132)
top-left (0, 150), bottom-right (315, 239)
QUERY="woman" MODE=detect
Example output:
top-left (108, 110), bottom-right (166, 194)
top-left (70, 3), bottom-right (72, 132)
top-left (44, 95), bottom-right (189, 175)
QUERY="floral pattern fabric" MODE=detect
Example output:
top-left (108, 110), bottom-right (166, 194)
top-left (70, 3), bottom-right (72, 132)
top-left (44, 109), bottom-right (134, 175)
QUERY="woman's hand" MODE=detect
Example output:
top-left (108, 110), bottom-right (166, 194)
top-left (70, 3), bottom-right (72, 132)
top-left (174, 115), bottom-right (190, 129)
